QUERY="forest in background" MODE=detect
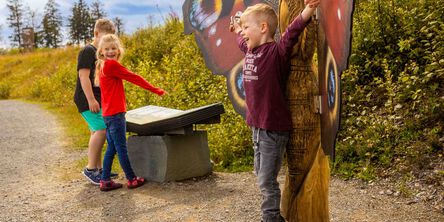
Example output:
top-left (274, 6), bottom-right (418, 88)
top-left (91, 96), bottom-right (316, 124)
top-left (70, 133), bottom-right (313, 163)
top-left (2, 0), bottom-right (124, 49)
top-left (0, 0), bottom-right (443, 195)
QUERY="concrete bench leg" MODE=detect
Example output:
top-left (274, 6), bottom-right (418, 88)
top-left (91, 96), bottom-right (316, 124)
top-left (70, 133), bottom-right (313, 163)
top-left (127, 131), bottom-right (212, 182)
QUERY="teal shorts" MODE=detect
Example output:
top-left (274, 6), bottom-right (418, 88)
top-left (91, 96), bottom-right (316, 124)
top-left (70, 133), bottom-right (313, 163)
top-left (81, 110), bottom-right (106, 131)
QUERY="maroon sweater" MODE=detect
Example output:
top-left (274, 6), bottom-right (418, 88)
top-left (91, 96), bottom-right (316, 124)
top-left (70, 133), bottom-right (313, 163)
top-left (237, 15), bottom-right (310, 131)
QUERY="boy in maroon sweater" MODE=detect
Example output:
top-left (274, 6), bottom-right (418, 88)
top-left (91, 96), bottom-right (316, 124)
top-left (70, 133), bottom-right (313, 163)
top-left (230, 1), bottom-right (319, 221)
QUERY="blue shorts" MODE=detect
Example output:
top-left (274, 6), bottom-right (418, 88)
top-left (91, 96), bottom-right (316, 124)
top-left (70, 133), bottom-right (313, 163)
top-left (81, 110), bottom-right (106, 131)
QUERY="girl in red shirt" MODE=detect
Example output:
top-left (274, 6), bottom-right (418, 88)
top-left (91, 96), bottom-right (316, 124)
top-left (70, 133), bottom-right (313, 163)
top-left (94, 34), bottom-right (166, 191)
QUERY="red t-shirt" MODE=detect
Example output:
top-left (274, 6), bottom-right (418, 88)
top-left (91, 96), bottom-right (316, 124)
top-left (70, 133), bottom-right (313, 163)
top-left (100, 59), bottom-right (165, 116)
top-left (237, 15), bottom-right (310, 131)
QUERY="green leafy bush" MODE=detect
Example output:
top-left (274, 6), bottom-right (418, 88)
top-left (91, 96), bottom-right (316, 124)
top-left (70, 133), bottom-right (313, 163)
top-left (335, 0), bottom-right (444, 181)
top-left (0, 82), bottom-right (11, 99)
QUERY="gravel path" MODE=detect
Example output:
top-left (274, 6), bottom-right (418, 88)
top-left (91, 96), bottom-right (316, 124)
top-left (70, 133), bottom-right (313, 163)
top-left (0, 100), bottom-right (443, 221)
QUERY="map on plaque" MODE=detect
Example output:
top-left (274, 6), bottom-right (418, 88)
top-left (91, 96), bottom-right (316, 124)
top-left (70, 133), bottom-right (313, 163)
top-left (126, 103), bottom-right (225, 135)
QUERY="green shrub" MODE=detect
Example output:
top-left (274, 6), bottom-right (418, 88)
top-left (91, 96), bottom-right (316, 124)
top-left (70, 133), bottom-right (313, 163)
top-left (0, 82), bottom-right (11, 99)
top-left (335, 0), bottom-right (444, 180)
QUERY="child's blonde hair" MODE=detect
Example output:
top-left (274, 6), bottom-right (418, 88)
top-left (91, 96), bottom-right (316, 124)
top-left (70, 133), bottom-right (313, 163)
top-left (94, 34), bottom-right (124, 86)
top-left (94, 18), bottom-right (116, 34)
top-left (241, 3), bottom-right (278, 37)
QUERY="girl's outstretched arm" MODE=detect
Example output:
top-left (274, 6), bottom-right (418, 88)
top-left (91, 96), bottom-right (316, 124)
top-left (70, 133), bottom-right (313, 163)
top-left (104, 59), bottom-right (165, 96)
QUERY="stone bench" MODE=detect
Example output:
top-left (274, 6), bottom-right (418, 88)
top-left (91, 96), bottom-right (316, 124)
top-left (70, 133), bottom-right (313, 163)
top-left (127, 131), bottom-right (211, 182)
top-left (125, 103), bottom-right (224, 182)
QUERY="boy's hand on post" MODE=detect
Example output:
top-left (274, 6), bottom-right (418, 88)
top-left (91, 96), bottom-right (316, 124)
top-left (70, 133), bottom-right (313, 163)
top-left (229, 15), bottom-right (242, 34)
top-left (302, 0), bottom-right (320, 21)
top-left (305, 0), bottom-right (320, 8)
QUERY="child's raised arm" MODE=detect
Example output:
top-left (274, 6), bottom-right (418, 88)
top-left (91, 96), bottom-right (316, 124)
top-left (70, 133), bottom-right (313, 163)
top-left (229, 15), bottom-right (242, 34)
top-left (277, 0), bottom-right (320, 57)
top-left (230, 14), bottom-right (248, 53)
top-left (302, 0), bottom-right (320, 22)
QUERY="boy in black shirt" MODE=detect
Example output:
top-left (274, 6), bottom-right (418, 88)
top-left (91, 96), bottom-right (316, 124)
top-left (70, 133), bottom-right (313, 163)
top-left (74, 19), bottom-right (117, 185)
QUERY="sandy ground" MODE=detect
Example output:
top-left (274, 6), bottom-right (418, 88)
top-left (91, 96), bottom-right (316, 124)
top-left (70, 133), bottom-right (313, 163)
top-left (0, 100), bottom-right (443, 222)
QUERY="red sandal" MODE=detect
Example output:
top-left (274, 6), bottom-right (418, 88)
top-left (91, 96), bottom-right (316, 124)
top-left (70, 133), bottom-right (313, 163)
top-left (127, 177), bottom-right (145, 189)
top-left (100, 180), bottom-right (123, 192)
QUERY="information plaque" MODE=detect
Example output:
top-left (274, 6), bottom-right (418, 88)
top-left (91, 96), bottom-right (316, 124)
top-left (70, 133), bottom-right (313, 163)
top-left (126, 103), bottom-right (225, 135)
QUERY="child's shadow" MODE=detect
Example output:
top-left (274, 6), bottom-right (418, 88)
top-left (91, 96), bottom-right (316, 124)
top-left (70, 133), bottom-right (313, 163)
top-left (75, 173), bottom-right (241, 221)
top-left (75, 182), bottom-right (137, 221)
top-left (128, 173), bottom-right (240, 220)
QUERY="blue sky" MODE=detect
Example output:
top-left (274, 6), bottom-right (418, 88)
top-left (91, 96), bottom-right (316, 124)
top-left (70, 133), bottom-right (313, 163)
top-left (0, 0), bottom-right (183, 48)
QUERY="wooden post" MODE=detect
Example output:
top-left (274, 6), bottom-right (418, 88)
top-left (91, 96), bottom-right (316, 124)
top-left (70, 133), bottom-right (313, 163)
top-left (279, 0), bottom-right (330, 221)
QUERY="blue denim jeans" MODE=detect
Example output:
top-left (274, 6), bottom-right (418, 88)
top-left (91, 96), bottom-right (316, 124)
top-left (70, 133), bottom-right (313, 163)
top-left (252, 127), bottom-right (289, 222)
top-left (102, 113), bottom-right (136, 181)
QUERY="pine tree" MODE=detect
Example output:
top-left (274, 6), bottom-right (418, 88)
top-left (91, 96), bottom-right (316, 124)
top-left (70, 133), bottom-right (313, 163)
top-left (89, 0), bottom-right (107, 39)
top-left (68, 2), bottom-right (80, 44)
top-left (113, 17), bottom-right (124, 36)
top-left (90, 0), bottom-right (107, 20)
top-left (6, 0), bottom-right (24, 47)
top-left (41, 0), bottom-right (63, 48)
top-left (68, 0), bottom-right (91, 44)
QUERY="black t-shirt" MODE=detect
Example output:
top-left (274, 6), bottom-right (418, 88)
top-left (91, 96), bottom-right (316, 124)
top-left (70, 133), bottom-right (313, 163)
top-left (73, 44), bottom-right (101, 113)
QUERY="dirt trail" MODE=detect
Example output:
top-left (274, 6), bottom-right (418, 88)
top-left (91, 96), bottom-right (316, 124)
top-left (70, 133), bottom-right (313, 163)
top-left (0, 100), bottom-right (443, 222)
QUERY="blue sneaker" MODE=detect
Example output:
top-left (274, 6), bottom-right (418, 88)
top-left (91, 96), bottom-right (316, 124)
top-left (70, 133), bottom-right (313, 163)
top-left (98, 168), bottom-right (118, 178)
top-left (82, 168), bottom-right (101, 185)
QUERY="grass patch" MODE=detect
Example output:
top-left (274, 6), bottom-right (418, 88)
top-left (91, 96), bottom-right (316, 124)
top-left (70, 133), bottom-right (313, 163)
top-left (397, 173), bottom-right (414, 198)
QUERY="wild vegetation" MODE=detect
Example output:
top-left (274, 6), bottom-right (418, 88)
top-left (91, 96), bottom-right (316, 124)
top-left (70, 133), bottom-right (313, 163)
top-left (0, 1), bottom-right (442, 185)
top-left (335, 0), bottom-right (444, 184)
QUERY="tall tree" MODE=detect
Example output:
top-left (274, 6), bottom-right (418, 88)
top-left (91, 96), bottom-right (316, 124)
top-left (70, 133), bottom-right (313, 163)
top-left (68, 2), bottom-right (81, 44)
top-left (6, 0), bottom-right (24, 47)
top-left (90, 0), bottom-right (107, 20)
top-left (89, 0), bottom-right (107, 39)
top-left (68, 0), bottom-right (91, 44)
top-left (113, 17), bottom-right (124, 36)
top-left (41, 0), bottom-right (63, 48)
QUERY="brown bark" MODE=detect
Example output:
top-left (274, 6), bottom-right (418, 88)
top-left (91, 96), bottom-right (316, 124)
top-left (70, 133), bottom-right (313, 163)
top-left (279, 0), bottom-right (330, 221)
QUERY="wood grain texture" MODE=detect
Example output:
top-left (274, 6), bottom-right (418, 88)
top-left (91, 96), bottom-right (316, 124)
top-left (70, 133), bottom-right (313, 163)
top-left (279, 0), bottom-right (330, 221)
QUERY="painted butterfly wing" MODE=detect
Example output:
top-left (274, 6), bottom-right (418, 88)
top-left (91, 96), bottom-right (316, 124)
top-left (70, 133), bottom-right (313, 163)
top-left (183, 0), bottom-right (266, 117)
top-left (184, 0), bottom-right (239, 74)
top-left (183, 0), bottom-right (356, 158)
top-left (317, 0), bottom-right (355, 158)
